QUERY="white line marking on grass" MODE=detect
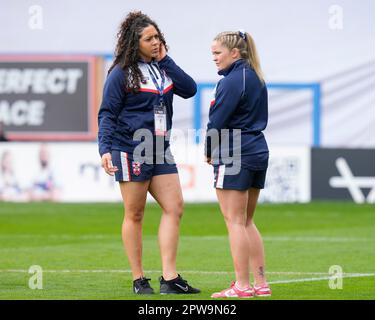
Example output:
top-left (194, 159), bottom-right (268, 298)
top-left (269, 273), bottom-right (375, 284)
top-left (263, 236), bottom-right (375, 243)
top-left (1, 269), bottom-right (375, 279)
top-left (0, 234), bottom-right (374, 242)
top-left (0, 269), bottom-right (315, 274)
top-left (1, 269), bottom-right (375, 285)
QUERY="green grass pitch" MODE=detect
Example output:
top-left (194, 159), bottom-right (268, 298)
top-left (0, 202), bottom-right (374, 300)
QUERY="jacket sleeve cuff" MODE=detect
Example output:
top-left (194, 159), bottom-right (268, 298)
top-left (99, 147), bottom-right (111, 157)
top-left (158, 55), bottom-right (172, 66)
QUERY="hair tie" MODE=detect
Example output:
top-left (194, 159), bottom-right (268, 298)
top-left (238, 29), bottom-right (246, 40)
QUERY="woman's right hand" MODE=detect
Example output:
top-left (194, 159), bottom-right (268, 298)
top-left (101, 153), bottom-right (118, 176)
top-left (156, 43), bottom-right (167, 62)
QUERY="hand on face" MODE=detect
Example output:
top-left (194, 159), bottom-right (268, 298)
top-left (155, 43), bottom-right (167, 62)
top-left (139, 25), bottom-right (165, 62)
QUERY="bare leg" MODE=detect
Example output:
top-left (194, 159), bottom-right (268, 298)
top-left (149, 174), bottom-right (184, 281)
top-left (245, 188), bottom-right (267, 286)
top-left (119, 180), bottom-right (150, 280)
top-left (216, 189), bottom-right (250, 288)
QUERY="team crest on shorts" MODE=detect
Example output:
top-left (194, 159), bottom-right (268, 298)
top-left (132, 161), bottom-right (141, 176)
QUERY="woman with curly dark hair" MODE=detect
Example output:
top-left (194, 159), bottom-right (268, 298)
top-left (98, 11), bottom-right (199, 295)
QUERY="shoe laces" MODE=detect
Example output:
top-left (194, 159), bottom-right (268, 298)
top-left (177, 275), bottom-right (189, 285)
top-left (254, 283), bottom-right (269, 290)
top-left (139, 277), bottom-right (152, 288)
top-left (219, 282), bottom-right (235, 294)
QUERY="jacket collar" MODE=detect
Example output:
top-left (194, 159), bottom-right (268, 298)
top-left (218, 59), bottom-right (247, 76)
top-left (138, 57), bottom-right (157, 65)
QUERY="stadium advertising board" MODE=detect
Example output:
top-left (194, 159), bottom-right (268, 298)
top-left (259, 147), bottom-right (311, 203)
top-left (0, 55), bottom-right (98, 140)
top-left (0, 143), bottom-right (310, 203)
top-left (311, 148), bottom-right (375, 203)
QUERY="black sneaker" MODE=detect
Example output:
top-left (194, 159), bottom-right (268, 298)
top-left (159, 274), bottom-right (200, 294)
top-left (133, 277), bottom-right (154, 294)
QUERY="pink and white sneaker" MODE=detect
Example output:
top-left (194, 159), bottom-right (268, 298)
top-left (254, 283), bottom-right (272, 297)
top-left (211, 282), bottom-right (254, 298)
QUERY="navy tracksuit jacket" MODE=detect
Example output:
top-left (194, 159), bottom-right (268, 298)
top-left (205, 59), bottom-right (269, 170)
top-left (98, 56), bottom-right (196, 157)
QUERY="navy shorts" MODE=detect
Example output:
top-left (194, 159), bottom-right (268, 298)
top-left (213, 165), bottom-right (267, 190)
top-left (111, 150), bottom-right (178, 182)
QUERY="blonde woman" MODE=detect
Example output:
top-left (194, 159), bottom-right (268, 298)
top-left (205, 31), bottom-right (271, 298)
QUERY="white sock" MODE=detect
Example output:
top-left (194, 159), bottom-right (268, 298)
top-left (235, 281), bottom-right (249, 291)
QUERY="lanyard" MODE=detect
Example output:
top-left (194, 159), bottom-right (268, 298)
top-left (147, 63), bottom-right (165, 101)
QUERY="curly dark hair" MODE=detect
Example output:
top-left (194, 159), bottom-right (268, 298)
top-left (108, 11), bottom-right (168, 93)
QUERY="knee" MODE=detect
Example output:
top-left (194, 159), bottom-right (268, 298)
top-left (222, 214), bottom-right (232, 225)
top-left (164, 198), bottom-right (184, 220)
top-left (223, 212), bottom-right (245, 226)
top-left (245, 218), bottom-right (254, 227)
top-left (124, 207), bottom-right (144, 223)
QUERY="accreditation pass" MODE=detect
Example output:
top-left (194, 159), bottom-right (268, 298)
top-left (154, 103), bottom-right (167, 136)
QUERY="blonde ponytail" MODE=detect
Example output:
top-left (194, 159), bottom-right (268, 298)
top-left (244, 32), bottom-right (264, 83)
top-left (214, 31), bottom-right (264, 83)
